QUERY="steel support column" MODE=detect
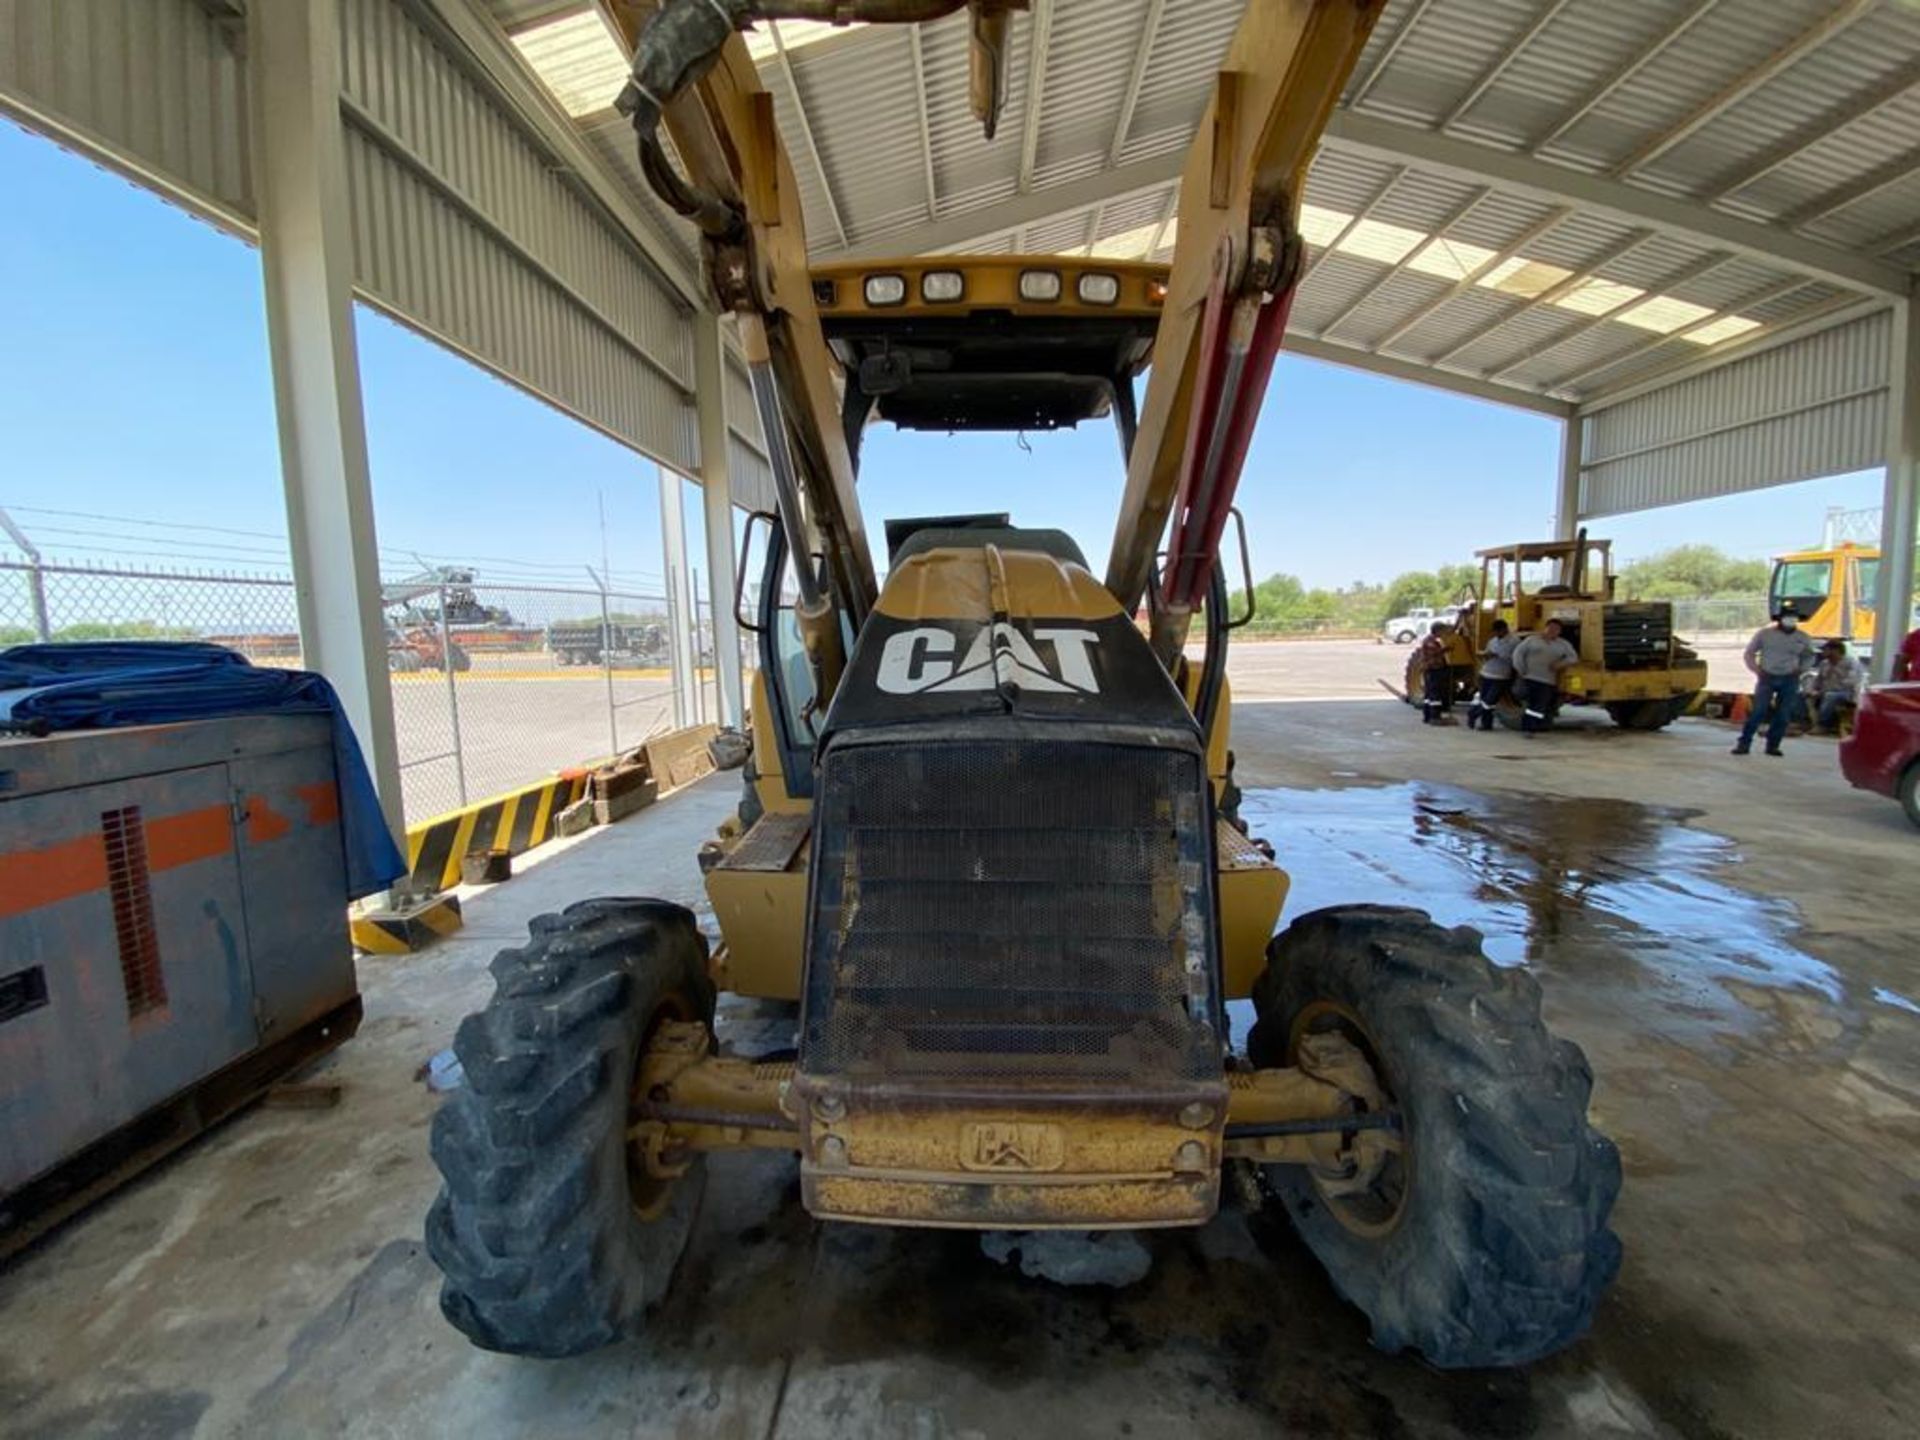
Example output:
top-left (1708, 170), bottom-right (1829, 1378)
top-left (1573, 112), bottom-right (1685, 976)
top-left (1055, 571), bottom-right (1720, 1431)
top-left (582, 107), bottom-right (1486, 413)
top-left (250, 0), bottom-right (403, 839)
top-left (1555, 414), bottom-right (1584, 540)
top-left (696, 319), bottom-right (745, 727)
top-left (1871, 295), bottom-right (1918, 681)
top-left (659, 467), bottom-right (701, 729)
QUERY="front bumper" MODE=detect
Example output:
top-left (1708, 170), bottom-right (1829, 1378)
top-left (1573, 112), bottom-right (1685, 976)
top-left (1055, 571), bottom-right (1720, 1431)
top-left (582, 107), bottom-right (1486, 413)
top-left (792, 1080), bottom-right (1226, 1229)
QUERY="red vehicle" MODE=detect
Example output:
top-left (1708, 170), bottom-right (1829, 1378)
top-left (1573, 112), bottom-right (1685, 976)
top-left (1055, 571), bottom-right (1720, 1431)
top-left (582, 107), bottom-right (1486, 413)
top-left (1840, 683), bottom-right (1920, 829)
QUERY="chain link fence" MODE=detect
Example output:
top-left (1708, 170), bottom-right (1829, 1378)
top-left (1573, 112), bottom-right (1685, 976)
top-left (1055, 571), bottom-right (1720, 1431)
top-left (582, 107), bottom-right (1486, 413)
top-left (2, 559), bottom-right (693, 825)
top-left (1668, 596), bottom-right (1772, 636)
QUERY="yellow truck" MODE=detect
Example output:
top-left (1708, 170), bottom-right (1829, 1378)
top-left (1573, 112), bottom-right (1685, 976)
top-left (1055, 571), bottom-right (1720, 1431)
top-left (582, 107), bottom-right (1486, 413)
top-left (1768, 541), bottom-right (1883, 644)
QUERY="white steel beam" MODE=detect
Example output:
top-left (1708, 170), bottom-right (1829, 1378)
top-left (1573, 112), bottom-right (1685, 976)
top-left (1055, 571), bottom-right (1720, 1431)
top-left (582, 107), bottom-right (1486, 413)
top-left (1440, 0), bottom-right (1575, 133)
top-left (1316, 187), bottom-right (1498, 341)
top-left (768, 22), bottom-right (849, 249)
top-left (1109, 0), bottom-right (1166, 165)
top-left (1282, 333), bottom-right (1573, 418)
top-left (658, 467), bottom-right (700, 730)
top-left (1324, 108), bottom-right (1909, 298)
top-left (1082, 200), bottom-right (1106, 255)
top-left (1555, 413), bottom-right (1584, 538)
top-left (834, 149), bottom-right (1185, 259)
top-left (1425, 228), bottom-right (1658, 367)
top-left (1611, 0), bottom-right (1878, 178)
top-left (1145, 186), bottom-right (1178, 260)
top-left (1532, 0), bottom-right (1723, 155)
top-left (1018, 0), bottom-right (1055, 193)
top-left (908, 27), bottom-right (938, 221)
top-left (1348, 0), bottom-right (1437, 107)
top-left (1708, 59), bottom-right (1920, 202)
top-left (1483, 250), bottom-right (1733, 383)
top-left (250, 0), bottom-right (403, 837)
top-left (1782, 147), bottom-right (1920, 230)
top-left (695, 316), bottom-right (744, 728)
top-left (1870, 218), bottom-right (1920, 256)
top-left (1871, 294), bottom-right (1917, 681)
top-left (1300, 164), bottom-right (1409, 284)
top-left (1367, 201), bottom-right (1571, 352)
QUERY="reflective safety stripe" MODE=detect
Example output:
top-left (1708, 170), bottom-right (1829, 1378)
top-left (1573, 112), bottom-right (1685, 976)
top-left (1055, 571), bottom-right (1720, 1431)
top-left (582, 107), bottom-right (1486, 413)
top-left (1524, 709), bottom-right (1546, 719)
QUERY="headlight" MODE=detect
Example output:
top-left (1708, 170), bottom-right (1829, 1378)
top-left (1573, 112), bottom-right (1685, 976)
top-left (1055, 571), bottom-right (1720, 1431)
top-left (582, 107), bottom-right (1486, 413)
top-left (921, 270), bottom-right (965, 302)
top-left (1077, 272), bottom-right (1120, 305)
top-left (863, 274), bottom-right (907, 306)
top-left (1018, 269), bottom-right (1062, 302)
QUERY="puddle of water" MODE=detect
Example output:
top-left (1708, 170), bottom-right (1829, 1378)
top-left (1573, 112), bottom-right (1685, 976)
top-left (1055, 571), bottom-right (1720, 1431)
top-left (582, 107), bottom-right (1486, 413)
top-left (1872, 986), bottom-right (1920, 1017)
top-left (1236, 782), bottom-right (1842, 1034)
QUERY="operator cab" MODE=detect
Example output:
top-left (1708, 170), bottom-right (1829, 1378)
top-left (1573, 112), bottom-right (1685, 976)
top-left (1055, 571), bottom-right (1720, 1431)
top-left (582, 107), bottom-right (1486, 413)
top-left (813, 257), bottom-right (1167, 470)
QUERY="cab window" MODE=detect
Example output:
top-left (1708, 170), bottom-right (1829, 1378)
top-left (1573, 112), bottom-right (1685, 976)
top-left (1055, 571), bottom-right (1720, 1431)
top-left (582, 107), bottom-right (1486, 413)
top-left (1770, 560), bottom-right (1832, 611)
top-left (1855, 558), bottom-right (1881, 608)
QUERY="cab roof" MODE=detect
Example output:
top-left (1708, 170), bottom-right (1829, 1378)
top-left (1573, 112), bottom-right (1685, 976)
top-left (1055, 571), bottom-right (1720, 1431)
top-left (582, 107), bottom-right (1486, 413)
top-left (812, 256), bottom-right (1165, 437)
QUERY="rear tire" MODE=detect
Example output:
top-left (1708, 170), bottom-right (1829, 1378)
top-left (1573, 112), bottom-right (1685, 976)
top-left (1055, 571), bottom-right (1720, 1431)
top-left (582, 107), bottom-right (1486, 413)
top-left (1900, 761), bottom-right (1920, 830)
top-left (1248, 905), bottom-right (1621, 1369)
top-left (426, 899), bottom-right (715, 1357)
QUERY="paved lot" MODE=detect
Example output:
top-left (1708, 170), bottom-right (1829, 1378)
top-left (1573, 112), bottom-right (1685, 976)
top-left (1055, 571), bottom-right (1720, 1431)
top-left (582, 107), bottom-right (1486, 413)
top-left (388, 666), bottom-right (682, 819)
top-left (385, 637), bottom-right (1758, 822)
top-left (4, 663), bottom-right (1913, 1439)
top-left (1226, 634), bottom-right (1756, 702)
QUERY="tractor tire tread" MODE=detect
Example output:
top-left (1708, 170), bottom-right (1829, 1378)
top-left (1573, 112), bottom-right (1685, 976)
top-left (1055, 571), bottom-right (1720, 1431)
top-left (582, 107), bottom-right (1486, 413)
top-left (1249, 903), bottom-right (1621, 1369)
top-left (426, 898), bottom-right (713, 1357)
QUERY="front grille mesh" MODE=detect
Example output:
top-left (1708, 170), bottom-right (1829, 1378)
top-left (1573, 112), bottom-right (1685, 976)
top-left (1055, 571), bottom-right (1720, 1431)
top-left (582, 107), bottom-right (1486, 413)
top-left (801, 740), bottom-right (1217, 1084)
top-left (1604, 604), bottom-right (1673, 670)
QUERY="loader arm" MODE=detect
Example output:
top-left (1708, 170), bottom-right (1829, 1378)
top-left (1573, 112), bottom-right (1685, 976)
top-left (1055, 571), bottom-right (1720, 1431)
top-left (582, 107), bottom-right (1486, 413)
top-left (1104, 1), bottom-right (1385, 651)
top-left (599, 0), bottom-right (890, 629)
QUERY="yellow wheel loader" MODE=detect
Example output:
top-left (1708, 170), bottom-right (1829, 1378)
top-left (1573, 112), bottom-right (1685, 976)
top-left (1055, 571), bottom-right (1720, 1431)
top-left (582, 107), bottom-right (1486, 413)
top-left (425, 0), bottom-right (1621, 1370)
top-left (1405, 535), bottom-right (1708, 731)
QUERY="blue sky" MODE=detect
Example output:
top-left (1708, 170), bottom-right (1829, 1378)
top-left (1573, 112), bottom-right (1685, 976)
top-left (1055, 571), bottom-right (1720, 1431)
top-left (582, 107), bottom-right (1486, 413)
top-left (0, 119), bottom-right (1885, 595)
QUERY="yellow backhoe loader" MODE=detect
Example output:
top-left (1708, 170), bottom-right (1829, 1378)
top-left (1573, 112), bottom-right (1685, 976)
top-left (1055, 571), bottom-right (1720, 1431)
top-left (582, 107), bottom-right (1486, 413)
top-left (425, 0), bottom-right (1621, 1370)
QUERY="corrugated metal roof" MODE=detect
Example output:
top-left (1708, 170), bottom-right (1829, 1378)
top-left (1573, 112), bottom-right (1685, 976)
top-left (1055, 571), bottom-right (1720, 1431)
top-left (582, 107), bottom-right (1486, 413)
top-left (551, 0), bottom-right (1907, 412)
top-left (27, 0), bottom-right (1906, 500)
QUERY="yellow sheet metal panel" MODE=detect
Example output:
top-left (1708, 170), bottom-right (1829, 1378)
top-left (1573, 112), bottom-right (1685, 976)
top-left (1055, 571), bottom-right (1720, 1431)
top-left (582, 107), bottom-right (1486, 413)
top-left (1219, 826), bottom-right (1288, 1000)
top-left (705, 862), bottom-right (806, 1000)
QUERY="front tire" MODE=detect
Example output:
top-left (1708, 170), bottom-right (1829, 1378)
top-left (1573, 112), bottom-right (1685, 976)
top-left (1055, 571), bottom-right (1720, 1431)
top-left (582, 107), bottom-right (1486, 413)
top-left (1900, 761), bottom-right (1919, 830)
top-left (1606, 697), bottom-right (1688, 730)
top-left (1248, 905), bottom-right (1621, 1369)
top-left (426, 899), bottom-right (715, 1357)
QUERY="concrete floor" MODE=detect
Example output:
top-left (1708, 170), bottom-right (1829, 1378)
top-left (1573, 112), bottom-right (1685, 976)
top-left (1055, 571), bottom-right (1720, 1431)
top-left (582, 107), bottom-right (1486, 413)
top-left (3, 690), bottom-right (1917, 1439)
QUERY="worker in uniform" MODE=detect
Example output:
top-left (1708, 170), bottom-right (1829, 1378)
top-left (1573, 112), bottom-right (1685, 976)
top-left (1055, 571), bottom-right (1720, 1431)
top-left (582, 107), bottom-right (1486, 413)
top-left (1510, 618), bottom-right (1578, 736)
top-left (1802, 639), bottom-right (1864, 734)
top-left (1470, 618), bottom-right (1515, 732)
top-left (1416, 621), bottom-right (1453, 725)
top-left (1733, 605), bottom-right (1818, 756)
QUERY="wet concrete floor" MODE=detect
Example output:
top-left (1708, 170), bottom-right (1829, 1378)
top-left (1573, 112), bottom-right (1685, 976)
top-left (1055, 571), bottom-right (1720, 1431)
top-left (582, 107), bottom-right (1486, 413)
top-left (2, 698), bottom-right (1917, 1438)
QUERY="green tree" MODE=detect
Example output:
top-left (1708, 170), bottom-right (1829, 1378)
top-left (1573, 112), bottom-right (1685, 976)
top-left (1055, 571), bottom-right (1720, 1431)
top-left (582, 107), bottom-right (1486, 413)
top-left (1617, 544), bottom-right (1768, 600)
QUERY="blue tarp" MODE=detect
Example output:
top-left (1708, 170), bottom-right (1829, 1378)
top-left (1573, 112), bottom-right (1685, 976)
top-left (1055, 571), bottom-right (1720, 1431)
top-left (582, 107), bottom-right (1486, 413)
top-left (0, 641), bottom-right (407, 900)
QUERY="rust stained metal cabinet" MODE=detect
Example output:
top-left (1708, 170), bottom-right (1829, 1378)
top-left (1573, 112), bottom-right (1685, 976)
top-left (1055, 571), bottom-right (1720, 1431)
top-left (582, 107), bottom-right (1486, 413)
top-left (0, 713), bottom-right (359, 1248)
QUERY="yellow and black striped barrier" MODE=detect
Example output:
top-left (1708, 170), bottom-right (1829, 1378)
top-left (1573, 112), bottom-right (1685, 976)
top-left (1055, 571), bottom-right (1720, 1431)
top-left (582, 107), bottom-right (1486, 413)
top-left (405, 772), bottom-right (589, 893)
top-left (350, 893), bottom-right (465, 955)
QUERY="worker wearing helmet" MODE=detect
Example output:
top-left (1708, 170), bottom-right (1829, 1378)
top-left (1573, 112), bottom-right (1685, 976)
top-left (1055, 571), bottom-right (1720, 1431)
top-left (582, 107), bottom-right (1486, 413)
top-left (1734, 604), bottom-right (1818, 756)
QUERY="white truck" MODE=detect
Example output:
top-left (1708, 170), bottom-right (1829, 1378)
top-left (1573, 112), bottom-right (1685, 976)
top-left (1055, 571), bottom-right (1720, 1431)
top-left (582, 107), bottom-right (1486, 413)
top-left (1383, 607), bottom-right (1440, 644)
